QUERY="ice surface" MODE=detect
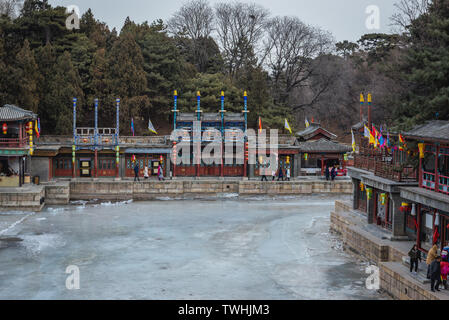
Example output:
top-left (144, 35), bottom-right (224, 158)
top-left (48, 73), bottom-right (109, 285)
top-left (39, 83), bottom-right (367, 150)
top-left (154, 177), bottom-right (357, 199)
top-left (0, 195), bottom-right (386, 300)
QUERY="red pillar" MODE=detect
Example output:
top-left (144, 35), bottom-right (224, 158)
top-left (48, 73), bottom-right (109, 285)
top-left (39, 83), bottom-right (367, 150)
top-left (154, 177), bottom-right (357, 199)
top-left (417, 204), bottom-right (421, 249)
top-left (221, 143), bottom-right (224, 178)
top-left (321, 157), bottom-right (324, 176)
top-left (419, 150), bottom-right (423, 187)
top-left (173, 142), bottom-right (177, 178)
top-left (435, 145), bottom-right (440, 192)
top-left (94, 149), bottom-right (98, 178)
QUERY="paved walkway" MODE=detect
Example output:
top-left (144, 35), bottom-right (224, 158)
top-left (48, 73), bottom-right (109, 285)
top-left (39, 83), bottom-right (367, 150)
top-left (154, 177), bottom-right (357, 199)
top-left (341, 201), bottom-right (449, 298)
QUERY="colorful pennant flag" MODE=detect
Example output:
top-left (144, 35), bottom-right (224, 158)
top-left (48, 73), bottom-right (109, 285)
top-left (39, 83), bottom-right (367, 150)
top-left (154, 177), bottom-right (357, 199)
top-left (364, 125), bottom-right (370, 139)
top-left (148, 118), bottom-right (157, 134)
top-left (258, 117), bottom-right (262, 134)
top-left (399, 134), bottom-right (406, 151)
top-left (131, 117), bottom-right (135, 136)
top-left (305, 117), bottom-right (310, 128)
top-left (284, 119), bottom-right (292, 134)
top-left (351, 129), bottom-right (356, 152)
top-left (35, 118), bottom-right (40, 138)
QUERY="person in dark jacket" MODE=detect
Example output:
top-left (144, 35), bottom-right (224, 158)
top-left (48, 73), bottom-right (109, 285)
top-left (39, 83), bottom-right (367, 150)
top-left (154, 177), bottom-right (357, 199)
top-left (430, 256), bottom-right (442, 292)
top-left (408, 244), bottom-right (422, 273)
top-left (134, 162), bottom-right (140, 182)
top-left (325, 166), bottom-right (330, 181)
top-left (277, 168), bottom-right (284, 181)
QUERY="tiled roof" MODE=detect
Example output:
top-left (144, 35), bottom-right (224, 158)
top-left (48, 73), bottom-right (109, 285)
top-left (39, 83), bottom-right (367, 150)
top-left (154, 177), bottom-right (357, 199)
top-left (298, 138), bottom-right (352, 153)
top-left (296, 123), bottom-right (337, 140)
top-left (403, 120), bottom-right (449, 143)
top-left (224, 113), bottom-right (244, 121)
top-left (0, 104), bottom-right (37, 121)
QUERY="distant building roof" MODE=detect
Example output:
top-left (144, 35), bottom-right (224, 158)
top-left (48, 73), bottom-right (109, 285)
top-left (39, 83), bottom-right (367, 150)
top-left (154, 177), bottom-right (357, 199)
top-left (0, 104), bottom-right (37, 121)
top-left (403, 120), bottom-right (449, 143)
top-left (298, 138), bottom-right (352, 153)
top-left (224, 113), bottom-right (244, 122)
top-left (296, 123), bottom-right (337, 141)
top-left (177, 113), bottom-right (196, 122)
top-left (202, 113), bottom-right (221, 122)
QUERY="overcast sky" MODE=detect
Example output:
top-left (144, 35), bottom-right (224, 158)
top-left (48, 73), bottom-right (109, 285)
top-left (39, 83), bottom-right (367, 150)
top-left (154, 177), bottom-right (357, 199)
top-left (49, 0), bottom-right (399, 42)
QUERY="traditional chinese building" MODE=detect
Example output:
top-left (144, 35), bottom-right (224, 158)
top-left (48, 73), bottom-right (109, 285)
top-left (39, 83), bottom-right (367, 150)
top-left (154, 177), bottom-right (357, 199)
top-left (348, 119), bottom-right (418, 236)
top-left (398, 121), bottom-right (449, 252)
top-left (0, 105), bottom-right (37, 187)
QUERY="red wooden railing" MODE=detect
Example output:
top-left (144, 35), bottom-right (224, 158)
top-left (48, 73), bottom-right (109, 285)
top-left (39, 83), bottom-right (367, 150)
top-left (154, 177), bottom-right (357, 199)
top-left (0, 137), bottom-right (28, 148)
top-left (374, 161), bottom-right (417, 182)
top-left (438, 174), bottom-right (449, 195)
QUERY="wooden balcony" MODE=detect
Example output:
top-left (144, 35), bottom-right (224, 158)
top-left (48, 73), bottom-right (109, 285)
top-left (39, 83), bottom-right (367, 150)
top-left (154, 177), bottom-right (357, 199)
top-left (354, 154), bottom-right (417, 182)
top-left (374, 161), bottom-right (417, 182)
top-left (0, 137), bottom-right (28, 148)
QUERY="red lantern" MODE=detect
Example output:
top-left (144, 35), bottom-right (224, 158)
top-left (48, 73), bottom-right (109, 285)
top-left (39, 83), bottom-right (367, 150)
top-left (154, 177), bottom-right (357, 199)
top-left (2, 123), bottom-right (7, 135)
top-left (160, 155), bottom-right (164, 162)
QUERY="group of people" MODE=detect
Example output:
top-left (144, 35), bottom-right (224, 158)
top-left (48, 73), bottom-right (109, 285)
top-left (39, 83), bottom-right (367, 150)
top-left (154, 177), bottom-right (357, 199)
top-left (325, 165), bottom-right (338, 181)
top-left (261, 168), bottom-right (291, 182)
top-left (409, 243), bottom-right (449, 292)
top-left (133, 163), bottom-right (165, 182)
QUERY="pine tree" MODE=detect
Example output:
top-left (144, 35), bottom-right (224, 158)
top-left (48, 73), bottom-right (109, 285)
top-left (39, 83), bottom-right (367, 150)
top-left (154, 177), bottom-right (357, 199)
top-left (106, 32), bottom-right (148, 134)
top-left (13, 39), bottom-right (40, 113)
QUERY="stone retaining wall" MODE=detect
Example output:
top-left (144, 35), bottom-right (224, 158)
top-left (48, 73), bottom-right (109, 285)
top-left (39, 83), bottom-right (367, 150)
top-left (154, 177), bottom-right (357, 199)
top-left (69, 180), bottom-right (352, 200)
top-left (44, 183), bottom-right (70, 205)
top-left (0, 187), bottom-right (45, 212)
top-left (331, 200), bottom-right (448, 300)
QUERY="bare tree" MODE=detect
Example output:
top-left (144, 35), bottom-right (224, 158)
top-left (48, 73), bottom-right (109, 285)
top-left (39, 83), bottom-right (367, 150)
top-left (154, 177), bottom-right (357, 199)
top-left (214, 1), bottom-right (270, 78)
top-left (390, 0), bottom-right (431, 32)
top-left (263, 16), bottom-right (334, 108)
top-left (168, 0), bottom-right (214, 40)
top-left (0, 0), bottom-right (23, 18)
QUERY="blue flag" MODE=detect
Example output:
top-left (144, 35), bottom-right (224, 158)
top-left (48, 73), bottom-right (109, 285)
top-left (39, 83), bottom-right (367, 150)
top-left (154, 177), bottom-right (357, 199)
top-left (131, 117), bottom-right (135, 136)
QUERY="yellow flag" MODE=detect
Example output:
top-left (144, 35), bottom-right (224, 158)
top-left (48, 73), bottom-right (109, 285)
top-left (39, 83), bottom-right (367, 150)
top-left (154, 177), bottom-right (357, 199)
top-left (351, 130), bottom-right (356, 152)
top-left (305, 118), bottom-right (310, 128)
top-left (284, 119), bottom-right (292, 134)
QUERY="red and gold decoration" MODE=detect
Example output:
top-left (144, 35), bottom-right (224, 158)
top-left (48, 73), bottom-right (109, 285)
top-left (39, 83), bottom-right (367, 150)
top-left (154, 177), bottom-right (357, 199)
top-left (359, 182), bottom-right (365, 192)
top-left (27, 121), bottom-right (33, 155)
top-left (2, 123), bottom-right (7, 135)
top-left (380, 193), bottom-right (387, 205)
top-left (418, 143), bottom-right (425, 159)
top-left (400, 202), bottom-right (411, 213)
top-left (366, 188), bottom-right (373, 200)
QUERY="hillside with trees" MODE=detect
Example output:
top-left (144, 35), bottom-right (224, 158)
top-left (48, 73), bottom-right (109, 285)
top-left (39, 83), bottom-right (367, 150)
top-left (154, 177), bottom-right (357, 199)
top-left (0, 0), bottom-right (447, 139)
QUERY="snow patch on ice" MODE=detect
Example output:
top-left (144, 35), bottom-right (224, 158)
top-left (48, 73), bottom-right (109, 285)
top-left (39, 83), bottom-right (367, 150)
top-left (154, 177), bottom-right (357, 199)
top-left (20, 233), bottom-right (66, 256)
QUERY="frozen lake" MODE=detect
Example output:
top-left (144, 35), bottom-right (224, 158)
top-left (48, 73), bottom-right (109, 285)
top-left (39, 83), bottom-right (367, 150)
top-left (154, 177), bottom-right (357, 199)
top-left (0, 195), bottom-right (385, 300)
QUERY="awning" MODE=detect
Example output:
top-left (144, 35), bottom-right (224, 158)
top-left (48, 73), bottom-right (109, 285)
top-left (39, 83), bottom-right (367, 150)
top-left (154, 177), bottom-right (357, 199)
top-left (124, 148), bottom-right (172, 154)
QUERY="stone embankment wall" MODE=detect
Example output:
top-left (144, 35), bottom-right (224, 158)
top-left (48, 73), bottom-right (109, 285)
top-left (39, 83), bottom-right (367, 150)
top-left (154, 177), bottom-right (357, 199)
top-left (331, 200), bottom-right (448, 300)
top-left (0, 186), bottom-right (45, 212)
top-left (69, 180), bottom-right (353, 200)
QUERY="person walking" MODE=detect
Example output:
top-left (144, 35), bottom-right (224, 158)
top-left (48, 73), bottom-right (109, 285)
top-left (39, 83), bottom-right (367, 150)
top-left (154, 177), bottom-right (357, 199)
top-left (325, 165), bottom-right (330, 181)
top-left (144, 166), bottom-right (149, 180)
top-left (330, 166), bottom-right (336, 181)
top-left (286, 168), bottom-right (291, 181)
top-left (272, 169), bottom-right (276, 181)
top-left (408, 244), bottom-right (421, 273)
top-left (430, 255), bottom-right (442, 292)
top-left (427, 243), bottom-right (439, 279)
top-left (277, 168), bottom-right (284, 181)
top-left (261, 167), bottom-right (268, 181)
top-left (157, 164), bottom-right (165, 181)
top-left (134, 162), bottom-right (140, 182)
